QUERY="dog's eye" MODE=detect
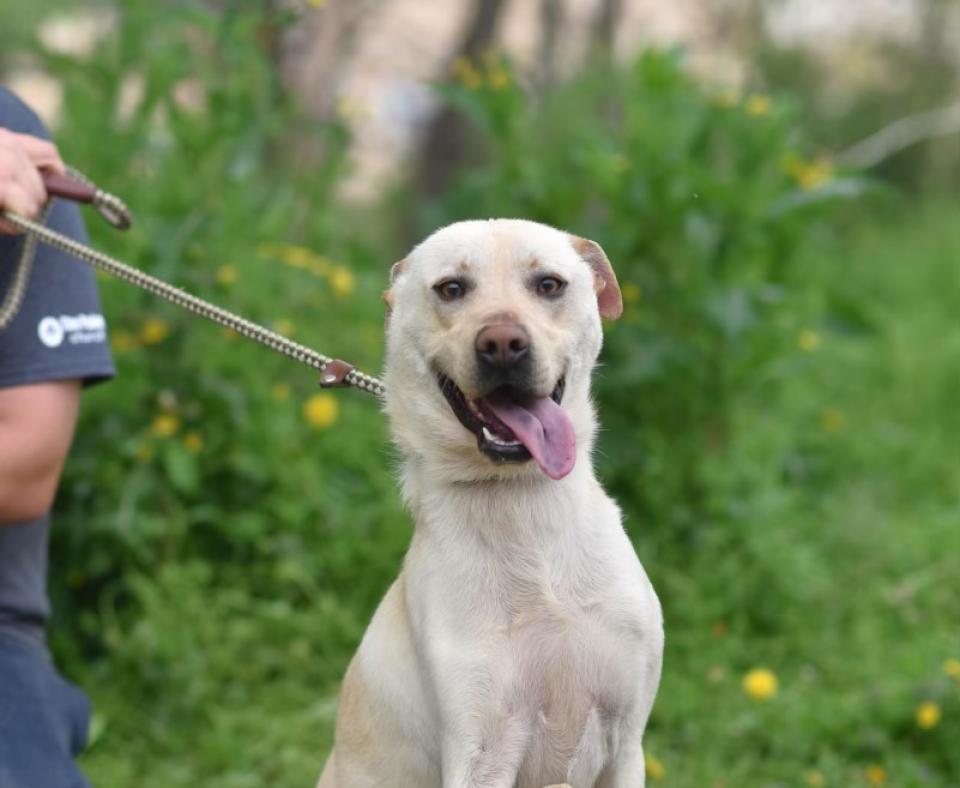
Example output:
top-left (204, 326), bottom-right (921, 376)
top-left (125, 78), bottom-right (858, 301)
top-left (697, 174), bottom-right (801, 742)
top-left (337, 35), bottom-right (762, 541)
top-left (536, 276), bottom-right (566, 297)
top-left (433, 279), bottom-right (468, 301)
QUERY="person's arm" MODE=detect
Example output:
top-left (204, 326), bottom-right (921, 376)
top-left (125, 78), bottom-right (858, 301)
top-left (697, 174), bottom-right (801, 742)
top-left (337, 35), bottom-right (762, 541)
top-left (0, 381), bottom-right (81, 525)
top-left (0, 118), bottom-right (83, 525)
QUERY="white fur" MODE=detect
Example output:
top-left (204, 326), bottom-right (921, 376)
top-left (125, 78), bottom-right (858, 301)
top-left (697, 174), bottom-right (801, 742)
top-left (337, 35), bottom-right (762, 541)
top-left (317, 219), bottom-right (663, 788)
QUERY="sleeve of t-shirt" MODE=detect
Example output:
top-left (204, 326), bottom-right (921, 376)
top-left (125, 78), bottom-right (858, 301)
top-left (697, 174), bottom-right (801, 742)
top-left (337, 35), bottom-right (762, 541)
top-left (0, 87), bottom-right (115, 390)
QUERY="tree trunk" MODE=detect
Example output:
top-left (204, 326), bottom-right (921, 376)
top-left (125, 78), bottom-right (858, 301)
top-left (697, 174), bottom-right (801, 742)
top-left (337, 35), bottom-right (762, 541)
top-left (415, 0), bottom-right (509, 200)
top-left (537, 0), bottom-right (563, 92)
top-left (589, 0), bottom-right (622, 62)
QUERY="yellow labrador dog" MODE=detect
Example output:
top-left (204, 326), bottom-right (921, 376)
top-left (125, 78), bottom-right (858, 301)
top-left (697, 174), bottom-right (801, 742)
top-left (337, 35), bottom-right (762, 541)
top-left (317, 220), bottom-right (663, 788)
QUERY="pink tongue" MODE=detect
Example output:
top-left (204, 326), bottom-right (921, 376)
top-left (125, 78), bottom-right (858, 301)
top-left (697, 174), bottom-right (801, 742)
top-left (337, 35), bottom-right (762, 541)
top-left (483, 392), bottom-right (576, 480)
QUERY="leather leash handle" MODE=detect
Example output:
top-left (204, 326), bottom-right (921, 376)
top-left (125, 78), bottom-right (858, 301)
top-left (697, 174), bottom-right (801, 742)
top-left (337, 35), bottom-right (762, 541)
top-left (43, 171), bottom-right (97, 204)
top-left (41, 170), bottom-right (133, 230)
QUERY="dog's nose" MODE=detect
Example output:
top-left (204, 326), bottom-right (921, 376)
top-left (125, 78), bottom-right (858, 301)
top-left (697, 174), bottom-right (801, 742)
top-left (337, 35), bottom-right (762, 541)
top-left (475, 323), bottom-right (530, 368)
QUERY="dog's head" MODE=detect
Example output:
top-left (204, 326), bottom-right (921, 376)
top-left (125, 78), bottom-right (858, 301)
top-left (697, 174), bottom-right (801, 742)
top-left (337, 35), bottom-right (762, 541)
top-left (384, 219), bottom-right (621, 483)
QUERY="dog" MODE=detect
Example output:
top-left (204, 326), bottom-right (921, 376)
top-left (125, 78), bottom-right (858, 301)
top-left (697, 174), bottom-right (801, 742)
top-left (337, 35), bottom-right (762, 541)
top-left (317, 219), bottom-right (663, 788)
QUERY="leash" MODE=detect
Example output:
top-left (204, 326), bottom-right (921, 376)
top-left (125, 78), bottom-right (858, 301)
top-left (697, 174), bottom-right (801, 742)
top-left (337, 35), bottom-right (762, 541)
top-left (0, 169), bottom-right (385, 397)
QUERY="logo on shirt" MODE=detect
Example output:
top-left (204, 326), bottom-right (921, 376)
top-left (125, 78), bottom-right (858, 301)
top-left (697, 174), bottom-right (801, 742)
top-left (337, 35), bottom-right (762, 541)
top-left (37, 313), bottom-right (107, 348)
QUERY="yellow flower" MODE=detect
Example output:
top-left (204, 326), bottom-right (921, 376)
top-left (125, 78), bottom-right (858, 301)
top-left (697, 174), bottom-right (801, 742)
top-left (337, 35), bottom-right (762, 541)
top-left (945, 658), bottom-right (960, 680)
top-left (216, 264), bottom-right (238, 285)
top-left (274, 318), bottom-right (296, 337)
top-left (797, 329), bottom-right (821, 352)
top-left (280, 245), bottom-right (314, 269)
top-left (820, 408), bottom-right (846, 433)
top-left (745, 94), bottom-right (771, 117)
top-left (742, 668), bottom-right (778, 701)
top-left (272, 383), bottom-right (291, 402)
top-left (805, 769), bottom-right (825, 787)
top-left (111, 330), bottom-right (138, 353)
top-left (782, 152), bottom-right (834, 190)
top-left (916, 701), bottom-right (941, 730)
top-left (622, 282), bottom-right (641, 305)
top-left (797, 158), bottom-right (833, 190)
top-left (488, 64), bottom-right (510, 90)
top-left (139, 318), bottom-right (170, 345)
top-left (184, 430), bottom-right (204, 454)
top-left (298, 250), bottom-right (329, 274)
top-left (865, 765), bottom-right (886, 785)
top-left (452, 56), bottom-right (483, 90)
top-left (304, 393), bottom-right (339, 429)
top-left (645, 753), bottom-right (665, 781)
top-left (260, 243), bottom-right (335, 279)
top-left (330, 266), bottom-right (356, 297)
top-left (151, 413), bottom-right (181, 438)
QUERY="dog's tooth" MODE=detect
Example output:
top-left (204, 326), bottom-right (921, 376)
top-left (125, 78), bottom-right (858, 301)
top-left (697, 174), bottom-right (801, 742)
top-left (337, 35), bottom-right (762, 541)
top-left (482, 426), bottom-right (521, 447)
top-left (483, 427), bottom-right (504, 445)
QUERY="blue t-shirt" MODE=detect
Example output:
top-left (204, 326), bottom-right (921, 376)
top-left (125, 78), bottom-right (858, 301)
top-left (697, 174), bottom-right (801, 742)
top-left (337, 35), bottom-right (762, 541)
top-left (0, 87), bottom-right (115, 644)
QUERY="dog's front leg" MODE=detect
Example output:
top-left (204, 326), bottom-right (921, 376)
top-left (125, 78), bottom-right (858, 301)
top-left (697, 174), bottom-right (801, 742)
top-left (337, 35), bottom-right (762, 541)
top-left (440, 716), bottom-right (529, 788)
top-left (597, 734), bottom-right (646, 788)
top-left (598, 700), bottom-right (659, 788)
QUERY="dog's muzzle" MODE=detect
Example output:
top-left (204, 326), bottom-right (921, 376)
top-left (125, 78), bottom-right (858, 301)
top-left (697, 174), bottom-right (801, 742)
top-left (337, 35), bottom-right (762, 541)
top-left (474, 321), bottom-right (534, 393)
top-left (437, 372), bottom-right (574, 480)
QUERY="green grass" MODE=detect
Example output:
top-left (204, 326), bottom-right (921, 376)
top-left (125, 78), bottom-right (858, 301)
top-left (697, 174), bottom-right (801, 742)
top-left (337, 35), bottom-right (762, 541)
top-left (640, 200), bottom-right (960, 786)
top-left (66, 201), bottom-right (960, 786)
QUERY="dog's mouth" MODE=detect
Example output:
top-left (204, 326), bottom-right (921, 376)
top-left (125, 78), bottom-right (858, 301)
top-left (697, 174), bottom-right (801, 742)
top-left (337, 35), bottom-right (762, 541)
top-left (438, 374), bottom-right (575, 480)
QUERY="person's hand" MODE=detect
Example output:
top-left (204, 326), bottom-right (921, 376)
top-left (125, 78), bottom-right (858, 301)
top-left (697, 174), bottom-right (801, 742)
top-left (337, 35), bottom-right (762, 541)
top-left (0, 127), bottom-right (65, 234)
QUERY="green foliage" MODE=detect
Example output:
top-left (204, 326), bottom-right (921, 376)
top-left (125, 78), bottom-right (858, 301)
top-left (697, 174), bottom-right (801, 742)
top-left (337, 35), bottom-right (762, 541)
top-left (640, 199), bottom-right (960, 786)
top-left (46, 0), bottom-right (407, 697)
top-left (753, 32), bottom-right (960, 194)
top-left (3, 4), bottom-right (955, 785)
top-left (421, 51), bottom-right (866, 540)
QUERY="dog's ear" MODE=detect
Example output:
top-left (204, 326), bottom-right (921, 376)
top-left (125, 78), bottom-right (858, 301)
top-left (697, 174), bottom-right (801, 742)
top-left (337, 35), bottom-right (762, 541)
top-left (569, 235), bottom-right (622, 320)
top-left (383, 259), bottom-right (406, 314)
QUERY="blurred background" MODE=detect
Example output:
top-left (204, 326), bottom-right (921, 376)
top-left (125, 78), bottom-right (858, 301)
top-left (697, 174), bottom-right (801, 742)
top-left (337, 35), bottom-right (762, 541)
top-left (2, 0), bottom-right (959, 785)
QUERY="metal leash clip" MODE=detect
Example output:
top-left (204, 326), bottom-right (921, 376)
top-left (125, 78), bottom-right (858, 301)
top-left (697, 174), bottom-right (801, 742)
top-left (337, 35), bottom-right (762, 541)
top-left (42, 171), bottom-right (133, 231)
top-left (318, 359), bottom-right (356, 388)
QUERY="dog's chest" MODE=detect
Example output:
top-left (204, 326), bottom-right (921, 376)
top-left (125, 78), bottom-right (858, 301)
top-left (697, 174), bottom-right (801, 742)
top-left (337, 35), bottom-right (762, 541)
top-left (503, 585), bottom-right (642, 784)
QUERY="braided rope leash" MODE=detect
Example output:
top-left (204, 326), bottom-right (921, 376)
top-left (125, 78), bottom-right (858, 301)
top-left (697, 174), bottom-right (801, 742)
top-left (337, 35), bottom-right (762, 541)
top-left (0, 170), bottom-right (385, 397)
top-left (0, 202), bottom-right (47, 329)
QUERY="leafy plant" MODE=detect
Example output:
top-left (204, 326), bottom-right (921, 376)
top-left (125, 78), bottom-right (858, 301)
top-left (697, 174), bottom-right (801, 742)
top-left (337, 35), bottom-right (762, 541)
top-left (418, 50), bottom-right (866, 542)
top-left (46, 0), bottom-right (404, 663)
top-left (8, 7), bottom-right (954, 785)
